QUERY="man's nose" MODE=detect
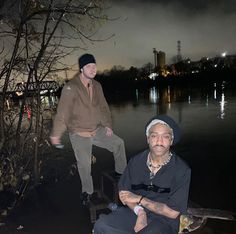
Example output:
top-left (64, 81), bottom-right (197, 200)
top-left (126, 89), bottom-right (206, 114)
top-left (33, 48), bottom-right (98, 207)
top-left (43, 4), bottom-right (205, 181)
top-left (155, 135), bottom-right (163, 143)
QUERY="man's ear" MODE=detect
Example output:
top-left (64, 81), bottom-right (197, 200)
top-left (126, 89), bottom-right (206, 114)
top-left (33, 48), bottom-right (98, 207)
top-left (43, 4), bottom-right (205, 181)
top-left (80, 68), bottom-right (83, 73)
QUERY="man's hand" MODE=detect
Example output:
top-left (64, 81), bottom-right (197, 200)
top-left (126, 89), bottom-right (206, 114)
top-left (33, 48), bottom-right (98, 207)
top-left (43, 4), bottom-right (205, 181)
top-left (105, 127), bottom-right (113, 137)
top-left (50, 136), bottom-right (61, 145)
top-left (119, 190), bottom-right (141, 205)
top-left (134, 210), bottom-right (147, 233)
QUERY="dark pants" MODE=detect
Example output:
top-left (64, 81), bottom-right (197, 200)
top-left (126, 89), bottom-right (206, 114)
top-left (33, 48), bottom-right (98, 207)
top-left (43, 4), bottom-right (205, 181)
top-left (93, 207), bottom-right (176, 234)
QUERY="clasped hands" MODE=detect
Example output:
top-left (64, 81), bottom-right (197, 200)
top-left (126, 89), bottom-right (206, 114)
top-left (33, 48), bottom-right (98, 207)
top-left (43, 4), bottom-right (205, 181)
top-left (119, 190), bottom-right (141, 205)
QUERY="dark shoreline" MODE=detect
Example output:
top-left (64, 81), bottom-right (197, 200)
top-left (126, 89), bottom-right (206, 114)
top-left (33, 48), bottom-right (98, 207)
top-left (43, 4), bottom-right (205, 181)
top-left (98, 69), bottom-right (236, 91)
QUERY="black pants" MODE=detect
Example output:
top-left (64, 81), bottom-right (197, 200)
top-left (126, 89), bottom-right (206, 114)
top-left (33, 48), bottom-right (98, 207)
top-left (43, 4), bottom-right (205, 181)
top-left (93, 207), bottom-right (176, 234)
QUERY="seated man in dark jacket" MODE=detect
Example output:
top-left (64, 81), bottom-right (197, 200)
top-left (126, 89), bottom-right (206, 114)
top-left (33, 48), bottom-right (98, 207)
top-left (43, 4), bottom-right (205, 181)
top-left (94, 115), bottom-right (191, 234)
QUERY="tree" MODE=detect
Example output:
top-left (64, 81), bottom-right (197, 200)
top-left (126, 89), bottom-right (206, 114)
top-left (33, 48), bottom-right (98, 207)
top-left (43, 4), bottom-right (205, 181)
top-left (0, 0), bottom-right (110, 213)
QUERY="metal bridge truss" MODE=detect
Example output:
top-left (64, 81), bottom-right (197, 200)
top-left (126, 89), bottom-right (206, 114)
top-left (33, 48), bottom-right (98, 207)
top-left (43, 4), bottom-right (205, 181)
top-left (14, 81), bottom-right (60, 93)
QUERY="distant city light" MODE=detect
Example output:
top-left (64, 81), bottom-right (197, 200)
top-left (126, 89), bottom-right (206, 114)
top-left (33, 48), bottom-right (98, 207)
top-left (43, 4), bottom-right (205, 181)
top-left (148, 72), bottom-right (158, 80)
top-left (221, 52), bottom-right (227, 57)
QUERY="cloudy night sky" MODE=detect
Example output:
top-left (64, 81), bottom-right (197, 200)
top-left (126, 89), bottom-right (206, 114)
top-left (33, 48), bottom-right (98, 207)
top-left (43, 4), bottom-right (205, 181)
top-left (83, 0), bottom-right (236, 71)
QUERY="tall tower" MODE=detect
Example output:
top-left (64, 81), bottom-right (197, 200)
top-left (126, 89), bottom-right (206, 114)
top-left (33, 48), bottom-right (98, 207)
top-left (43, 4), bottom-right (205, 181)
top-left (156, 51), bottom-right (166, 69)
top-left (177, 40), bottom-right (182, 62)
top-left (152, 49), bottom-right (166, 76)
top-left (153, 48), bottom-right (157, 69)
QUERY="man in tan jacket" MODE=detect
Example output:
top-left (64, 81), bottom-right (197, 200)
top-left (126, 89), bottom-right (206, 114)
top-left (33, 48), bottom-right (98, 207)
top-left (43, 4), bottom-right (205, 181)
top-left (50, 53), bottom-right (127, 205)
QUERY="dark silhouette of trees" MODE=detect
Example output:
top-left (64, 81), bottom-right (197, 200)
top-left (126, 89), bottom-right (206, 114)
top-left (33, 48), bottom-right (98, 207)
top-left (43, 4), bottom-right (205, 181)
top-left (0, 0), bottom-right (110, 215)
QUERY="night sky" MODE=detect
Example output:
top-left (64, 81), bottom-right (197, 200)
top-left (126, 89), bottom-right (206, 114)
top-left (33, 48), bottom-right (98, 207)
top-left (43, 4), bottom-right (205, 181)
top-left (1, 0), bottom-right (236, 74)
top-left (85, 0), bottom-right (236, 71)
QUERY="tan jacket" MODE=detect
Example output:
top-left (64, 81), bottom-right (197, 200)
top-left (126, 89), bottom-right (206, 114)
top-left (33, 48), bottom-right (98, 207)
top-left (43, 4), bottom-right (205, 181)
top-left (51, 74), bottom-right (112, 138)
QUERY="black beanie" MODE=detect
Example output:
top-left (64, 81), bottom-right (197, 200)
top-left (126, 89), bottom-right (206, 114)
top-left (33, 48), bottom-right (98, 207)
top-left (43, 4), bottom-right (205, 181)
top-left (145, 115), bottom-right (181, 145)
top-left (78, 53), bottom-right (96, 70)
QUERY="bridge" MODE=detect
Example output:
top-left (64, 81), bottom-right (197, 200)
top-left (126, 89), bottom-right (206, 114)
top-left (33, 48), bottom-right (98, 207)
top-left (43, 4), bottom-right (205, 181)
top-left (14, 81), bottom-right (61, 93)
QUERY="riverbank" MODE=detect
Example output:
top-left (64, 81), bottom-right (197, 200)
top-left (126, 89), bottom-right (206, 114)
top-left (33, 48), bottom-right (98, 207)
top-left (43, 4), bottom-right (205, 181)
top-left (0, 145), bottom-right (118, 234)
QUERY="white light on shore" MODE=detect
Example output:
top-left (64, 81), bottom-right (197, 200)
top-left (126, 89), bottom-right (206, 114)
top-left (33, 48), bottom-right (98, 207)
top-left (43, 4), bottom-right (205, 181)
top-left (148, 72), bottom-right (158, 80)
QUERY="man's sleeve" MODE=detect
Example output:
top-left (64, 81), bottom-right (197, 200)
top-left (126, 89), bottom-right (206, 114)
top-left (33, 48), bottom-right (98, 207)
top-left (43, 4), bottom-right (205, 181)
top-left (50, 84), bottom-right (75, 138)
top-left (167, 167), bottom-right (191, 214)
top-left (118, 158), bottom-right (134, 191)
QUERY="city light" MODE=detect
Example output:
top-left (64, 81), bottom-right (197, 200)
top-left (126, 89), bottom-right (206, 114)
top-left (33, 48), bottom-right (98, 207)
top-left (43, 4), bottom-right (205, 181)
top-left (221, 52), bottom-right (227, 57)
top-left (148, 72), bottom-right (158, 80)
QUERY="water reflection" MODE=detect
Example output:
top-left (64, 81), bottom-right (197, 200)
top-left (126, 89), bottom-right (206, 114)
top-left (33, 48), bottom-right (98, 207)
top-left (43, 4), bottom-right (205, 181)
top-left (167, 86), bottom-right (171, 104)
top-left (206, 95), bottom-right (208, 106)
top-left (214, 83), bottom-right (217, 99)
top-left (212, 82), bottom-right (227, 119)
top-left (188, 95), bottom-right (191, 104)
top-left (149, 87), bottom-right (158, 103)
top-left (146, 81), bottom-right (229, 119)
top-left (148, 85), bottom-right (173, 112)
top-left (135, 89), bottom-right (139, 102)
top-left (219, 89), bottom-right (226, 119)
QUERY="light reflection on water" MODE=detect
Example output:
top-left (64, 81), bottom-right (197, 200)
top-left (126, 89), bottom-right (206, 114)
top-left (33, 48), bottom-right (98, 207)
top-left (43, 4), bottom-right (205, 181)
top-left (149, 86), bottom-right (158, 103)
top-left (110, 81), bottom-right (235, 146)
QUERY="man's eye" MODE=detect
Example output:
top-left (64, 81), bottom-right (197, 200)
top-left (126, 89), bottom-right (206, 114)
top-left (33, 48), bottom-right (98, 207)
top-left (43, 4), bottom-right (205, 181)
top-left (163, 135), bottom-right (171, 140)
